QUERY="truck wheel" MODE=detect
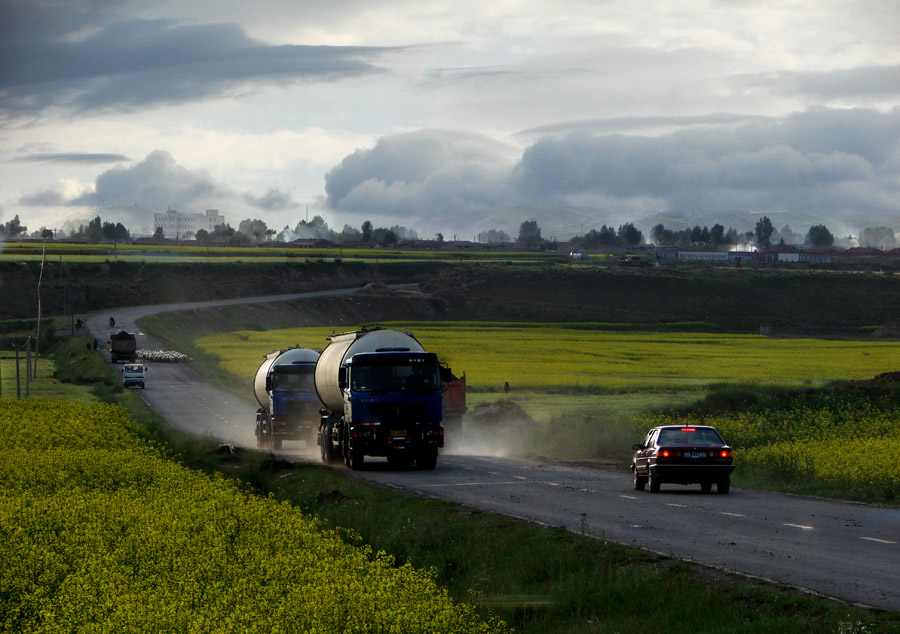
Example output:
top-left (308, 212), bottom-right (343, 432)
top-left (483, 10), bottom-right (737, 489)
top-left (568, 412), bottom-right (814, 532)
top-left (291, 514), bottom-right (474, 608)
top-left (320, 427), bottom-right (335, 463)
top-left (416, 448), bottom-right (438, 470)
top-left (648, 472), bottom-right (661, 493)
top-left (341, 425), bottom-right (351, 467)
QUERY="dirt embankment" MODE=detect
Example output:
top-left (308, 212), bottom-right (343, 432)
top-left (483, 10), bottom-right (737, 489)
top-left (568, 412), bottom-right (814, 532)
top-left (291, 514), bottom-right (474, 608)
top-left (0, 260), bottom-right (450, 321)
top-left (421, 265), bottom-right (900, 331)
top-left (7, 259), bottom-right (900, 333)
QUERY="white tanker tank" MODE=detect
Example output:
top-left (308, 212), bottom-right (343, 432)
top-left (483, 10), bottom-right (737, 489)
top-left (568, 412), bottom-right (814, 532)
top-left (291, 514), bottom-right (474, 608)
top-left (315, 327), bottom-right (444, 470)
top-left (253, 347), bottom-right (320, 450)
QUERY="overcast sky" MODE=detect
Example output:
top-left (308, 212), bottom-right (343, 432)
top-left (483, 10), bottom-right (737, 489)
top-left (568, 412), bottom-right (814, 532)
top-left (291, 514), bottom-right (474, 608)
top-left (1, 0), bottom-right (899, 240)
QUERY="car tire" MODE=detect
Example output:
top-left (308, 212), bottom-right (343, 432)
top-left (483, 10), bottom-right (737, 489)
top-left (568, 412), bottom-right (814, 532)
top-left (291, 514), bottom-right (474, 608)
top-left (701, 481), bottom-right (712, 492)
top-left (717, 476), bottom-right (730, 494)
top-left (633, 472), bottom-right (647, 491)
top-left (649, 472), bottom-right (661, 493)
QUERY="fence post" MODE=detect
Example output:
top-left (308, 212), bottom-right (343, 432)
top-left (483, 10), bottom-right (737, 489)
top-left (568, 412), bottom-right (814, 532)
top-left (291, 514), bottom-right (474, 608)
top-left (25, 336), bottom-right (31, 398)
top-left (15, 344), bottom-right (21, 399)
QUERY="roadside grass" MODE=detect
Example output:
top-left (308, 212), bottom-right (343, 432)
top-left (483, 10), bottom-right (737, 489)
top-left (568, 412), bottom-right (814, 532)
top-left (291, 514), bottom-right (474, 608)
top-left (4, 335), bottom-right (897, 632)
top-left (0, 349), bottom-right (98, 404)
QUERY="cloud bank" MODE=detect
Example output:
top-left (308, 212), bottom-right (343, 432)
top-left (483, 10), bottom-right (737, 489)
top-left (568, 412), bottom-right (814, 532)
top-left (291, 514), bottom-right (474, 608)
top-left (22, 150), bottom-right (297, 230)
top-left (325, 107), bottom-right (900, 236)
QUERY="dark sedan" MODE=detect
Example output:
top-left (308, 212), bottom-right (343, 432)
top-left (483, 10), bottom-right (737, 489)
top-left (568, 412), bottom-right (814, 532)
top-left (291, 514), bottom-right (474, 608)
top-left (631, 425), bottom-right (734, 494)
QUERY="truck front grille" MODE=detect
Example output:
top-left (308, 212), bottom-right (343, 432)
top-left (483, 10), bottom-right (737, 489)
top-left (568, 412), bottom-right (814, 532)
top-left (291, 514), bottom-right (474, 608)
top-left (369, 402), bottom-right (427, 423)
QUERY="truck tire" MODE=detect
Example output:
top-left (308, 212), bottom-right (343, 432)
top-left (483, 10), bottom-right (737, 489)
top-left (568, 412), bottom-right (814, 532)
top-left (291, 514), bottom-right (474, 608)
top-left (320, 426), bottom-right (337, 464)
top-left (416, 448), bottom-right (438, 470)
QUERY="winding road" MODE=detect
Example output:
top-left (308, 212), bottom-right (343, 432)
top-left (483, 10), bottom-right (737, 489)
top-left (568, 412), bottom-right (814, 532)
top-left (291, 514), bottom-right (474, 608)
top-left (83, 289), bottom-right (900, 611)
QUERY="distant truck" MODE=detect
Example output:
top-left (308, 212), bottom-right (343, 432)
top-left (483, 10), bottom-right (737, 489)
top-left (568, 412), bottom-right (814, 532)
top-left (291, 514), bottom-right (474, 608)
top-left (316, 327), bottom-right (445, 470)
top-left (122, 363), bottom-right (146, 389)
top-left (254, 348), bottom-right (321, 450)
top-left (108, 331), bottom-right (137, 363)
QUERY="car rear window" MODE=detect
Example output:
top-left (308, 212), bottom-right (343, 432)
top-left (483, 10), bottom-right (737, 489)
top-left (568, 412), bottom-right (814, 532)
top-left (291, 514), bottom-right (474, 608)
top-left (658, 428), bottom-right (723, 445)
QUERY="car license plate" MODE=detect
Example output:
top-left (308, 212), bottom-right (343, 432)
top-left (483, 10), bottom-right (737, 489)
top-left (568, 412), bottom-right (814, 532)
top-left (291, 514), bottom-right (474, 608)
top-left (685, 451), bottom-right (706, 458)
top-left (390, 430), bottom-right (407, 437)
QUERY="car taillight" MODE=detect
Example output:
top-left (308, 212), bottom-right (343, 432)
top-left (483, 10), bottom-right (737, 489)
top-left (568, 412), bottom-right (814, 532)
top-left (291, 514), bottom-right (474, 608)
top-left (720, 449), bottom-right (732, 458)
top-left (660, 449), bottom-right (671, 458)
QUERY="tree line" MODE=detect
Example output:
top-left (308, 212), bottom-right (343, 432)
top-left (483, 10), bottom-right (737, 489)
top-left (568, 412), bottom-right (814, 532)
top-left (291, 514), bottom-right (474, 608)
top-left (4, 210), bottom-right (899, 251)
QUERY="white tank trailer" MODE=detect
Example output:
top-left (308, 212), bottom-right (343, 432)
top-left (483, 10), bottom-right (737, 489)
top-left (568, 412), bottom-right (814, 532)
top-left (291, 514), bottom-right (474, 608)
top-left (254, 347), bottom-right (320, 449)
top-left (315, 327), bottom-right (444, 470)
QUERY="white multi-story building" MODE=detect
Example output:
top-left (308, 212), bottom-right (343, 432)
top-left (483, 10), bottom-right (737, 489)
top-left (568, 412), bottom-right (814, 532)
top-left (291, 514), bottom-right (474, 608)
top-left (153, 208), bottom-right (225, 239)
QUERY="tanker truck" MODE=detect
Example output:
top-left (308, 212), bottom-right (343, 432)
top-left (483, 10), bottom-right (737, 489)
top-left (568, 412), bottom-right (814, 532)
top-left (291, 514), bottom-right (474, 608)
top-left (316, 327), bottom-right (444, 470)
top-left (254, 347), bottom-right (321, 450)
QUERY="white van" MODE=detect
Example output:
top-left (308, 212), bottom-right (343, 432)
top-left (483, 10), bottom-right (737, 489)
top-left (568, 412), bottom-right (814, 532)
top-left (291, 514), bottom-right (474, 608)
top-left (122, 363), bottom-right (146, 389)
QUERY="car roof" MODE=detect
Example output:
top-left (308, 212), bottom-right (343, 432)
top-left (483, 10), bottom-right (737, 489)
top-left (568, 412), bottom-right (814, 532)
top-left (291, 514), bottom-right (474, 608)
top-left (651, 425), bottom-right (718, 431)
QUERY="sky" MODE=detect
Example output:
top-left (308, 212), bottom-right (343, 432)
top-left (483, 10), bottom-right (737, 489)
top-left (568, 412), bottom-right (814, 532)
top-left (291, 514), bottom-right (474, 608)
top-left (1, 0), bottom-right (899, 241)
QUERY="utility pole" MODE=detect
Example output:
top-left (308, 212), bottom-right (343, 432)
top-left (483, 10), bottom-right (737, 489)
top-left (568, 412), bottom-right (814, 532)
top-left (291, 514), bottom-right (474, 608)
top-left (34, 237), bottom-right (47, 378)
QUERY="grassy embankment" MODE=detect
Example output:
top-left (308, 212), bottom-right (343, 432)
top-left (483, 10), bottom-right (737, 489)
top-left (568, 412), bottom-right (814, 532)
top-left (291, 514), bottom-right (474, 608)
top-left (3, 338), bottom-right (898, 632)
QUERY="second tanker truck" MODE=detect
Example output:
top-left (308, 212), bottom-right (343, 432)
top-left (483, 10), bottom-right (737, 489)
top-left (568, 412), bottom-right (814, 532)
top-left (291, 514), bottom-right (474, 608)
top-left (254, 347), bottom-right (321, 450)
top-left (316, 327), bottom-right (444, 470)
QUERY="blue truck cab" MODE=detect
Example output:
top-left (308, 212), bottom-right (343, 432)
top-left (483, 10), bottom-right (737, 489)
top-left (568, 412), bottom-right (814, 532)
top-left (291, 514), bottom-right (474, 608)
top-left (316, 328), bottom-right (445, 470)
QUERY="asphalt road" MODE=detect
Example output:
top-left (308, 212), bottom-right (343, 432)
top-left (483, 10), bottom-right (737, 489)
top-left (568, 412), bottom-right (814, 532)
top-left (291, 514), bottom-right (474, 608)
top-left (84, 290), bottom-right (900, 611)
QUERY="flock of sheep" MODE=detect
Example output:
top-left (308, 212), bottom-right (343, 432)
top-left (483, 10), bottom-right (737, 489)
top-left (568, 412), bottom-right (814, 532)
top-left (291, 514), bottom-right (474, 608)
top-left (136, 349), bottom-right (191, 363)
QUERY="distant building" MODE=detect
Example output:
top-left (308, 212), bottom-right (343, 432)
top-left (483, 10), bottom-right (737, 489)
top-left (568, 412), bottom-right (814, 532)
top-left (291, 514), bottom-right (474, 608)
top-left (153, 208), bottom-right (224, 240)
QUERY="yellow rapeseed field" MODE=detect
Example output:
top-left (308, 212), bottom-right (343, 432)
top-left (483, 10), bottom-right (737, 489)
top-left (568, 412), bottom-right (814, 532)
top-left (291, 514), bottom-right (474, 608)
top-left (0, 399), bottom-right (505, 633)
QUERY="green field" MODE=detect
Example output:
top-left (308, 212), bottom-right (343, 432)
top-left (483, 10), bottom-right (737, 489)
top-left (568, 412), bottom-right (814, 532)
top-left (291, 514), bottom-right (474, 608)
top-left (0, 240), bottom-right (577, 264)
top-left (194, 322), bottom-right (900, 392)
